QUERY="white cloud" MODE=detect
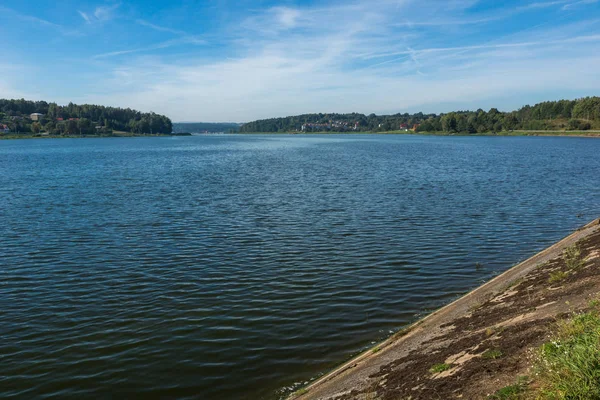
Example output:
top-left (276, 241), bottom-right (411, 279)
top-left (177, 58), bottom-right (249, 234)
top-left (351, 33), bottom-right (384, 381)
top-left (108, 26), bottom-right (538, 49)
top-left (0, 5), bottom-right (70, 31)
top-left (77, 3), bottom-right (120, 24)
top-left (273, 7), bottom-right (302, 28)
top-left (563, 0), bottom-right (599, 9)
top-left (86, 34), bottom-right (600, 121)
top-left (78, 11), bottom-right (91, 23)
top-left (92, 36), bottom-right (206, 59)
top-left (136, 19), bottom-right (187, 35)
top-left (94, 3), bottom-right (120, 21)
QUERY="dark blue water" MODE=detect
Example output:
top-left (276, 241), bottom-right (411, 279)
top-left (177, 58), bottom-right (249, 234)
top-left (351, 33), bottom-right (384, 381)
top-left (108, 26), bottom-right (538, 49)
top-left (1, 134), bottom-right (599, 399)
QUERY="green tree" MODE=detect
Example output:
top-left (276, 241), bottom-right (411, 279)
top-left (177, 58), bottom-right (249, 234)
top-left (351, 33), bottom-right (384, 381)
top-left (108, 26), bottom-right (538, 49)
top-left (441, 113), bottom-right (457, 133)
top-left (66, 120), bottom-right (78, 135)
top-left (31, 122), bottom-right (41, 133)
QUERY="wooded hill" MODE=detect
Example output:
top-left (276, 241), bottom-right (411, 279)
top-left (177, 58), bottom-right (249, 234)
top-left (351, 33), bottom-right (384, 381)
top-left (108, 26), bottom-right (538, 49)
top-left (239, 97), bottom-right (600, 133)
top-left (0, 99), bottom-right (172, 135)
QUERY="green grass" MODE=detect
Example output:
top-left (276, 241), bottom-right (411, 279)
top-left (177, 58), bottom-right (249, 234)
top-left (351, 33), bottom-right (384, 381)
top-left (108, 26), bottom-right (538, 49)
top-left (293, 388), bottom-right (308, 396)
top-left (534, 309), bottom-right (600, 399)
top-left (547, 244), bottom-right (585, 284)
top-left (482, 349), bottom-right (503, 360)
top-left (564, 244), bottom-right (584, 271)
top-left (372, 346), bottom-right (381, 354)
top-left (488, 376), bottom-right (529, 399)
top-left (429, 363), bottom-right (452, 373)
top-left (548, 270), bottom-right (569, 284)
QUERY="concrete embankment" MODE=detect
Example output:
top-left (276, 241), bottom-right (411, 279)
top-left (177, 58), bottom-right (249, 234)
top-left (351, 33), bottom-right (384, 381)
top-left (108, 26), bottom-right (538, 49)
top-left (291, 218), bottom-right (600, 400)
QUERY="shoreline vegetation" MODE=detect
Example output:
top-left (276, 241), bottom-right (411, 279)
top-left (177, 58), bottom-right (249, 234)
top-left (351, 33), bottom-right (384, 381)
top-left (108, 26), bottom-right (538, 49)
top-left (2, 130), bottom-right (600, 140)
top-left (0, 132), bottom-right (191, 140)
top-left (245, 130), bottom-right (600, 137)
top-left (291, 219), bottom-right (600, 400)
top-left (0, 98), bottom-right (173, 138)
top-left (2, 96), bottom-right (599, 139)
top-left (240, 96), bottom-right (600, 134)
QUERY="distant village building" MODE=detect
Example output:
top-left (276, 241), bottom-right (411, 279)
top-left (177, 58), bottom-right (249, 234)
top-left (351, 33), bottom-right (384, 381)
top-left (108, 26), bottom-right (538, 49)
top-left (301, 120), bottom-right (354, 132)
top-left (30, 113), bottom-right (44, 121)
top-left (0, 124), bottom-right (10, 133)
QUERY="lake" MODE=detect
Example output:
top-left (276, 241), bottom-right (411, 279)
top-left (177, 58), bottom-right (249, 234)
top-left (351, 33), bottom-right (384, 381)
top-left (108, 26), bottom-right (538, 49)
top-left (1, 134), bottom-right (599, 399)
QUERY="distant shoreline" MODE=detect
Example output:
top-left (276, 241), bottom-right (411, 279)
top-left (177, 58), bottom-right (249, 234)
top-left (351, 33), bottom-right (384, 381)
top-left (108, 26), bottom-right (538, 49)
top-left (0, 133), bottom-right (192, 140)
top-left (2, 131), bottom-right (600, 140)
top-left (239, 130), bottom-right (600, 137)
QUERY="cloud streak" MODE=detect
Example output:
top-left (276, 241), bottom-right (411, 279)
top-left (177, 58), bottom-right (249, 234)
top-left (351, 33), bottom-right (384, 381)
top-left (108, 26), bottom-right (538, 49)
top-left (136, 19), bottom-right (187, 35)
top-left (92, 36), bottom-right (206, 59)
top-left (78, 3), bottom-right (120, 24)
top-left (0, 5), bottom-right (64, 30)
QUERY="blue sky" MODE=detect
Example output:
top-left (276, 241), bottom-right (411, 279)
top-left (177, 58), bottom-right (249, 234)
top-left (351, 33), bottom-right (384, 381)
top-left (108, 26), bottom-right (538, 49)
top-left (1, 0), bottom-right (599, 122)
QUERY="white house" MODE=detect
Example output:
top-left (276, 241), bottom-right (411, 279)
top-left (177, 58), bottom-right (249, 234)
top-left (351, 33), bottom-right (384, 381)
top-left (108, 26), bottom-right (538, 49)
top-left (30, 113), bottom-right (44, 121)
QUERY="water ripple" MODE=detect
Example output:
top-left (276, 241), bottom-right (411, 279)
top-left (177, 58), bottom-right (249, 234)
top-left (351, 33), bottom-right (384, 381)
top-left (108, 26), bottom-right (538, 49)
top-left (1, 135), bottom-right (599, 399)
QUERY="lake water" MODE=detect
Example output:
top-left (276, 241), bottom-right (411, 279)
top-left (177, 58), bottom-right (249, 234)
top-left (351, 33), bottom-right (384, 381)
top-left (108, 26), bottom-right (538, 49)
top-left (1, 134), bottom-right (599, 399)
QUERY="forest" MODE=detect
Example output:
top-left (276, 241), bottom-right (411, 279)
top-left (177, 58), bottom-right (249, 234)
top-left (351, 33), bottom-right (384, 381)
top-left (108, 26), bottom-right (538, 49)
top-left (239, 97), bottom-right (600, 133)
top-left (172, 122), bottom-right (241, 134)
top-left (0, 99), bottom-right (172, 135)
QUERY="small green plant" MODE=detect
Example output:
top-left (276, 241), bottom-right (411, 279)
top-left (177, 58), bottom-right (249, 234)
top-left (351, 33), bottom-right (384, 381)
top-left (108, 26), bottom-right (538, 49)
top-left (469, 301), bottom-right (483, 312)
top-left (488, 376), bottom-right (529, 399)
top-left (294, 388), bottom-right (308, 396)
top-left (482, 348), bottom-right (503, 360)
top-left (429, 363), bottom-right (451, 373)
top-left (548, 270), bottom-right (568, 284)
top-left (564, 244), bottom-right (584, 270)
top-left (372, 346), bottom-right (381, 354)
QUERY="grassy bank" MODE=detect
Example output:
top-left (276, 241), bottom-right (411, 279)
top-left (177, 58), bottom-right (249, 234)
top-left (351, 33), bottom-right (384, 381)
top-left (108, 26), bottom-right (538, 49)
top-left (492, 303), bottom-right (600, 399)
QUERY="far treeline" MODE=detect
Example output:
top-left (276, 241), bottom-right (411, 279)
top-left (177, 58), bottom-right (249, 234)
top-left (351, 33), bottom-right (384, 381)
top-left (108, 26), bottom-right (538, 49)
top-left (239, 97), bottom-right (600, 133)
top-left (172, 122), bottom-right (241, 134)
top-left (0, 99), bottom-right (172, 135)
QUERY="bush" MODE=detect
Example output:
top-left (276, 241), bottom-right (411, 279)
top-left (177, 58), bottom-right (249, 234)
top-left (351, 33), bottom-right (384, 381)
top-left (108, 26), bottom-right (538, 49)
top-left (568, 119), bottom-right (592, 131)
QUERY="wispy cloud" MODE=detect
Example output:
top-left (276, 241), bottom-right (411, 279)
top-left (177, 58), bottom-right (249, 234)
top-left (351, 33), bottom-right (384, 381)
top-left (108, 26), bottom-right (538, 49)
top-left (272, 7), bottom-right (302, 29)
top-left (92, 36), bottom-right (206, 59)
top-left (362, 34), bottom-right (600, 63)
top-left (78, 3), bottom-right (120, 24)
top-left (517, 0), bottom-right (571, 10)
top-left (0, 5), bottom-right (82, 37)
top-left (94, 3), bottom-right (120, 21)
top-left (78, 11), bottom-right (91, 23)
top-left (136, 19), bottom-right (187, 35)
top-left (0, 5), bottom-right (60, 29)
top-left (563, 0), bottom-right (599, 9)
